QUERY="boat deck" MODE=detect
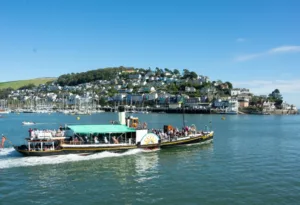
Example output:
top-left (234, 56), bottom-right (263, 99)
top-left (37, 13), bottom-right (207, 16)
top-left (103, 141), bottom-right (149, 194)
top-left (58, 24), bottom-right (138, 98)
top-left (61, 143), bottom-right (134, 148)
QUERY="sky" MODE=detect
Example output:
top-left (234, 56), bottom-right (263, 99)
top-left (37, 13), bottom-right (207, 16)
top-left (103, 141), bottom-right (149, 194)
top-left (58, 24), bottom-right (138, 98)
top-left (1, 0), bottom-right (300, 106)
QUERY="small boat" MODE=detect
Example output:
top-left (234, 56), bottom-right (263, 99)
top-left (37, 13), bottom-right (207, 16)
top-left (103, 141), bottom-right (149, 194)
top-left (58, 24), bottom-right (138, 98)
top-left (22, 121), bottom-right (36, 125)
top-left (0, 109), bottom-right (10, 114)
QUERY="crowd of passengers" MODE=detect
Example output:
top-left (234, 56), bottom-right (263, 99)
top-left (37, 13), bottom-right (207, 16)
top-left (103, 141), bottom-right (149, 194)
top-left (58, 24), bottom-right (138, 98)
top-left (151, 126), bottom-right (203, 141)
top-left (28, 143), bottom-right (57, 151)
top-left (28, 125), bottom-right (65, 139)
top-left (68, 134), bottom-right (127, 145)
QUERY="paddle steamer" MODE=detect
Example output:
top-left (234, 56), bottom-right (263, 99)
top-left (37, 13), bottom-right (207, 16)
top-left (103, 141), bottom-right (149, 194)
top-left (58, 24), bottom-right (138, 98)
top-left (14, 107), bottom-right (214, 156)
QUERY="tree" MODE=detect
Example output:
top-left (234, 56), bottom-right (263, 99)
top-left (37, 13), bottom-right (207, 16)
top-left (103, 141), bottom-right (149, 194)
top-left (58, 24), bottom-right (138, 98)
top-left (164, 68), bottom-right (173, 74)
top-left (249, 96), bottom-right (259, 106)
top-left (99, 97), bottom-right (107, 106)
top-left (183, 69), bottom-right (190, 79)
top-left (225, 81), bottom-right (233, 89)
top-left (216, 80), bottom-right (223, 84)
top-left (19, 83), bottom-right (36, 90)
top-left (0, 87), bottom-right (14, 99)
top-left (127, 83), bottom-right (133, 89)
top-left (155, 67), bottom-right (161, 76)
top-left (167, 83), bottom-right (178, 93)
top-left (173, 69), bottom-right (180, 75)
top-left (57, 67), bottom-right (126, 86)
top-left (268, 89), bottom-right (283, 108)
top-left (108, 88), bottom-right (118, 97)
top-left (269, 89), bottom-right (283, 101)
top-left (275, 99), bottom-right (283, 109)
top-left (190, 71), bottom-right (198, 79)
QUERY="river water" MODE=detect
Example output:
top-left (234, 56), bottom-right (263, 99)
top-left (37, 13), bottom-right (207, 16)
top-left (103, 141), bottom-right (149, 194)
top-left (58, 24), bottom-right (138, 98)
top-left (1, 113), bottom-right (300, 205)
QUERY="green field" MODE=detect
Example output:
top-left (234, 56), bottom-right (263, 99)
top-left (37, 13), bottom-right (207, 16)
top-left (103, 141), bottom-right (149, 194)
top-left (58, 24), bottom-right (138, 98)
top-left (0, 78), bottom-right (56, 90)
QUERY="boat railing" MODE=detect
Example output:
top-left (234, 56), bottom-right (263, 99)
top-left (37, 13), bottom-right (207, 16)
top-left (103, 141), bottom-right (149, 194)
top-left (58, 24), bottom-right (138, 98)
top-left (159, 131), bottom-right (206, 142)
top-left (63, 138), bottom-right (135, 145)
top-left (30, 130), bottom-right (65, 139)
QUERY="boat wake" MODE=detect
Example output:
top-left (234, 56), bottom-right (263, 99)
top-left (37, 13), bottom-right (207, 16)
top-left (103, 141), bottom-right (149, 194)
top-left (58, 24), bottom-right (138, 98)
top-left (0, 148), bottom-right (144, 169)
top-left (142, 148), bottom-right (161, 152)
top-left (0, 147), bottom-right (17, 157)
top-left (185, 139), bottom-right (213, 146)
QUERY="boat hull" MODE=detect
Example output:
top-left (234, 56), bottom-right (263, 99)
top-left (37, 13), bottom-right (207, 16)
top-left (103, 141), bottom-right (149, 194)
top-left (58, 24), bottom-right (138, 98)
top-left (14, 146), bottom-right (64, 156)
top-left (14, 144), bottom-right (160, 156)
top-left (14, 133), bottom-right (213, 156)
top-left (61, 143), bottom-right (160, 154)
top-left (161, 132), bottom-right (213, 148)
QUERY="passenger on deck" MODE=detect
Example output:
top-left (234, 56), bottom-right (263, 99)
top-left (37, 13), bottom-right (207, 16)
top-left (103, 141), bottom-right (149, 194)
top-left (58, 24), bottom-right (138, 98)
top-left (85, 136), bottom-right (89, 143)
top-left (28, 128), bottom-right (33, 137)
top-left (143, 122), bottom-right (147, 129)
top-left (94, 136), bottom-right (99, 144)
top-left (112, 136), bottom-right (119, 144)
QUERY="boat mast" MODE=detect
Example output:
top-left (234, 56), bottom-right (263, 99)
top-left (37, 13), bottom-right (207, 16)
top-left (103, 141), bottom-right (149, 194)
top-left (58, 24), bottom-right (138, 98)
top-left (182, 102), bottom-right (186, 128)
top-left (181, 96), bottom-right (186, 128)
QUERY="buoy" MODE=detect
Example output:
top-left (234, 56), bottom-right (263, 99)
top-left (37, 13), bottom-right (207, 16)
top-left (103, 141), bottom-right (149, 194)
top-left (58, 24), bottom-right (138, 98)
top-left (77, 117), bottom-right (80, 120)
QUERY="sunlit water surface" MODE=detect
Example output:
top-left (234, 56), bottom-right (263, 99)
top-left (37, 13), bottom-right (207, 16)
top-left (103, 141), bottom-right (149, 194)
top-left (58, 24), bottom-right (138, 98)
top-left (1, 113), bottom-right (300, 205)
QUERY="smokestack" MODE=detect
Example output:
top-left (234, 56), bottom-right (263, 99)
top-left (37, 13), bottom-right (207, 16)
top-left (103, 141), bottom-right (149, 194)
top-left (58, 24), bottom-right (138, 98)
top-left (118, 106), bottom-right (126, 125)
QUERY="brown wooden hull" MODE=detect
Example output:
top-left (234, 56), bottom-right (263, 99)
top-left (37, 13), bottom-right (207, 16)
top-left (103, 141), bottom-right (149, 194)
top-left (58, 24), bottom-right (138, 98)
top-left (160, 133), bottom-right (213, 148)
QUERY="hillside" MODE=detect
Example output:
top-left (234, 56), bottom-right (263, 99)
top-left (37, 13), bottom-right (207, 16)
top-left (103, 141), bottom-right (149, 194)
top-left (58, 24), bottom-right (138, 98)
top-left (0, 78), bottom-right (56, 90)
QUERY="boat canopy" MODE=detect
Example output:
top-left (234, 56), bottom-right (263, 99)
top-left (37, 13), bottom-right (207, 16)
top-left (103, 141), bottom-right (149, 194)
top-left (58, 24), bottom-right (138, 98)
top-left (67, 125), bottom-right (136, 134)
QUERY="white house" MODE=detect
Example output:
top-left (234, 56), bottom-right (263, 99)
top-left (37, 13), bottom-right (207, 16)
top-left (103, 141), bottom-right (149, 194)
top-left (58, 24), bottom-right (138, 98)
top-left (240, 88), bottom-right (250, 95)
top-left (145, 71), bottom-right (155, 77)
top-left (263, 101), bottom-right (276, 112)
top-left (185, 87), bottom-right (196, 92)
top-left (140, 81), bottom-right (147, 86)
top-left (129, 94), bottom-right (144, 103)
top-left (144, 92), bottom-right (158, 101)
top-left (128, 74), bottom-right (141, 80)
top-left (200, 86), bottom-right (216, 94)
top-left (156, 81), bottom-right (165, 86)
top-left (282, 101), bottom-right (291, 110)
top-left (114, 85), bottom-right (122, 90)
top-left (139, 86), bottom-right (156, 93)
top-left (114, 94), bottom-right (127, 101)
top-left (67, 95), bottom-right (80, 105)
top-left (164, 72), bottom-right (172, 77)
top-left (230, 88), bottom-right (241, 96)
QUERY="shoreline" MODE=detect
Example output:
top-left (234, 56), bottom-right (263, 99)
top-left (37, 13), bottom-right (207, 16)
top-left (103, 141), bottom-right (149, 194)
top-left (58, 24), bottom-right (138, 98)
top-left (4, 108), bottom-right (299, 115)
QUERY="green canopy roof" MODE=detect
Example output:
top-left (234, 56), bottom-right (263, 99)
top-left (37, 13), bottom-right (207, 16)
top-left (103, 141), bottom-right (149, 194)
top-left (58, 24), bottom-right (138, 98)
top-left (67, 125), bottom-right (136, 134)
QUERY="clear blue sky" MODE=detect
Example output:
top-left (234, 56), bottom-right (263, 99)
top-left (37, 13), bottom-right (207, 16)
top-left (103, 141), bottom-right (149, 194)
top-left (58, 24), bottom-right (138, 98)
top-left (1, 0), bottom-right (300, 106)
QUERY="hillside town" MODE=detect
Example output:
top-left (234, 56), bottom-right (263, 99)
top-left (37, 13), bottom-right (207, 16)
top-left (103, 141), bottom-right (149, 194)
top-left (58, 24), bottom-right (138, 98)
top-left (0, 67), bottom-right (298, 115)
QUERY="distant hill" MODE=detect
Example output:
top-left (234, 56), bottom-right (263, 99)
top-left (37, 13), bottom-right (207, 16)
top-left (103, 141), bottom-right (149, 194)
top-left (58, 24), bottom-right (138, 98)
top-left (0, 77), bottom-right (56, 90)
top-left (57, 66), bottom-right (137, 86)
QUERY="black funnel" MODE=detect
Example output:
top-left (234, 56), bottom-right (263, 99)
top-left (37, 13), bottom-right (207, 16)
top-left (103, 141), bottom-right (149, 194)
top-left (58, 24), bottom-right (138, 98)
top-left (118, 106), bottom-right (125, 112)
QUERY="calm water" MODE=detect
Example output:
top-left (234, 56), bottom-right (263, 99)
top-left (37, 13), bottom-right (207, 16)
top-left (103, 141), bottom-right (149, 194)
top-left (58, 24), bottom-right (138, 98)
top-left (1, 113), bottom-right (300, 205)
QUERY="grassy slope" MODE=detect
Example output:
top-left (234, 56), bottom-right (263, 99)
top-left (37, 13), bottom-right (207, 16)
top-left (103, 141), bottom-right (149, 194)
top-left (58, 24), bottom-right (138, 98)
top-left (0, 78), bottom-right (56, 90)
